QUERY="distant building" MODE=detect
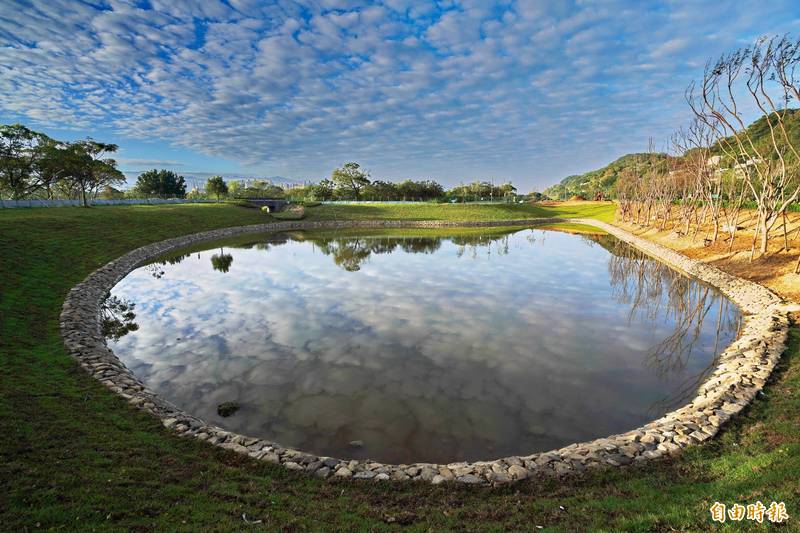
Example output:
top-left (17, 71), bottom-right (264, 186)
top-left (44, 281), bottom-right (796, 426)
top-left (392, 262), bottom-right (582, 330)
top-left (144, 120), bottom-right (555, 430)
top-left (733, 157), bottom-right (763, 171)
top-left (707, 154), bottom-right (763, 180)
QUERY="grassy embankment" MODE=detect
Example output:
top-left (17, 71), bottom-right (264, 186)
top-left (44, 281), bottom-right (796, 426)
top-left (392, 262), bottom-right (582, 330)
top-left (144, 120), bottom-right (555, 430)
top-left (1, 201), bottom-right (798, 531)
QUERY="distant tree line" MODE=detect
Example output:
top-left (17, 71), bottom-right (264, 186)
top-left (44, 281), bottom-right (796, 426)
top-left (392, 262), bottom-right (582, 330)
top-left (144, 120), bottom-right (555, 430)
top-left (186, 162), bottom-right (529, 203)
top-left (281, 162), bottom-right (521, 203)
top-left (1, 126), bottom-right (537, 205)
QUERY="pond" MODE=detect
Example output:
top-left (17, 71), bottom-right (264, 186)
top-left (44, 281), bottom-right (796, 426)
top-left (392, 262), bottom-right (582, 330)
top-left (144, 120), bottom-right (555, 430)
top-left (106, 227), bottom-right (741, 464)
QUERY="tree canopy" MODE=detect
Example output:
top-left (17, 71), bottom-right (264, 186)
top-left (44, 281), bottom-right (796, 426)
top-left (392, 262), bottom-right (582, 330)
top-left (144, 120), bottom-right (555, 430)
top-left (205, 175), bottom-right (228, 201)
top-left (133, 169), bottom-right (187, 198)
top-left (0, 124), bottom-right (54, 200)
top-left (60, 140), bottom-right (125, 206)
top-left (331, 162), bottom-right (370, 199)
top-left (228, 179), bottom-right (285, 199)
top-left (0, 124), bottom-right (124, 204)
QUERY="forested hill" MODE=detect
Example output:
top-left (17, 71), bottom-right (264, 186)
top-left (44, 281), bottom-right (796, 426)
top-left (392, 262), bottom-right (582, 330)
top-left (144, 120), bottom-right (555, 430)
top-left (542, 153), bottom-right (667, 199)
top-left (543, 108), bottom-right (800, 199)
top-left (710, 107), bottom-right (800, 157)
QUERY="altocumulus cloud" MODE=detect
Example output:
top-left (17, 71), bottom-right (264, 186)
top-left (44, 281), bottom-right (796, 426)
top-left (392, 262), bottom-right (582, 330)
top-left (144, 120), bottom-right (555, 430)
top-left (1, 0), bottom-right (799, 187)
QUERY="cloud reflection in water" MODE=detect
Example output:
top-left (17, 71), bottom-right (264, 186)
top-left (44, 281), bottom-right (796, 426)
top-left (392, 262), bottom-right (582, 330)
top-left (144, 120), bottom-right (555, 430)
top-left (108, 228), bottom-right (741, 464)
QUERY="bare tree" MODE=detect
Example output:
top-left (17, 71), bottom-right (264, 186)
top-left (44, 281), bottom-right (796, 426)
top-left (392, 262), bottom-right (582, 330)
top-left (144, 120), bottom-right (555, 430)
top-left (688, 38), bottom-right (800, 259)
top-left (742, 37), bottom-right (800, 257)
top-left (669, 126), bottom-right (707, 238)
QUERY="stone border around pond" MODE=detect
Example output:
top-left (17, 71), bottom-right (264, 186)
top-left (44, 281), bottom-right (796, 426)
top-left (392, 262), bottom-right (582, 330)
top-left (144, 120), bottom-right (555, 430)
top-left (60, 218), bottom-right (794, 486)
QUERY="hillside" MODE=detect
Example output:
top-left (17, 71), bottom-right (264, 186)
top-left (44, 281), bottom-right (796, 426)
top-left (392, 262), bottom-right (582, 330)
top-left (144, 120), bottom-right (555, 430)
top-left (543, 153), bottom-right (667, 199)
top-left (710, 107), bottom-right (800, 159)
top-left (544, 108), bottom-right (800, 199)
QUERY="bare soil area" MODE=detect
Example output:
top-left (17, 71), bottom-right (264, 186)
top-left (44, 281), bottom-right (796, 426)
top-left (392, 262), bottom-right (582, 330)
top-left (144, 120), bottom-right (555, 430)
top-left (615, 209), bottom-right (800, 303)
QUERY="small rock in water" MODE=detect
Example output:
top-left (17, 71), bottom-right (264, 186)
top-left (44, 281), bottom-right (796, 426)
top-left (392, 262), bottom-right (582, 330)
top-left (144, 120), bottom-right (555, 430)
top-left (349, 440), bottom-right (364, 448)
top-left (217, 401), bottom-right (240, 417)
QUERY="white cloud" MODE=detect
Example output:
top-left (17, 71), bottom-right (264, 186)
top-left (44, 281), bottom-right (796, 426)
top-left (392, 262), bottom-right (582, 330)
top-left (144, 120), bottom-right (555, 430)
top-left (117, 158), bottom-right (185, 167)
top-left (1, 0), bottom-right (799, 187)
top-left (651, 37), bottom-right (690, 59)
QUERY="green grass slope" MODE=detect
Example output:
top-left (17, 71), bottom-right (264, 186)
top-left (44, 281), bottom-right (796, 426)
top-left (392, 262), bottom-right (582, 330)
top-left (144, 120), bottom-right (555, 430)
top-left (303, 201), bottom-right (616, 223)
top-left (2, 202), bottom-right (799, 531)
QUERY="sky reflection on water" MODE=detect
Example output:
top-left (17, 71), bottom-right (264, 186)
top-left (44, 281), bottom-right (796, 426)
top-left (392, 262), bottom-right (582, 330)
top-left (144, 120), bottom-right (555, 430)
top-left (107, 228), bottom-right (741, 464)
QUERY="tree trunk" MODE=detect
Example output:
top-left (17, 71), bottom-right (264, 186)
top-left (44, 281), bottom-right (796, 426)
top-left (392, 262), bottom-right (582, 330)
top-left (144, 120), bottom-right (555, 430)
top-left (749, 215), bottom-right (761, 262)
top-left (783, 212), bottom-right (790, 251)
top-left (728, 211), bottom-right (739, 255)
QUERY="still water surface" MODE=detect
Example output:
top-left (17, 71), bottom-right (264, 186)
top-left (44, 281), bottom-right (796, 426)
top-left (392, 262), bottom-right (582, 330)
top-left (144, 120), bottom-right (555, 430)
top-left (107, 227), bottom-right (741, 464)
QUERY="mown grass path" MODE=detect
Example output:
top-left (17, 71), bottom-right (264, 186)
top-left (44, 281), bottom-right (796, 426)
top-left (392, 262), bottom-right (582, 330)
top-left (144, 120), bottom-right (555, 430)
top-left (1, 202), bottom-right (798, 531)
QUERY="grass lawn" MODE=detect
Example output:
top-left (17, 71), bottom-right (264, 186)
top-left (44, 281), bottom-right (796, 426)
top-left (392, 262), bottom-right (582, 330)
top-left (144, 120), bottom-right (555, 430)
top-left (300, 201), bottom-right (617, 223)
top-left (1, 202), bottom-right (798, 531)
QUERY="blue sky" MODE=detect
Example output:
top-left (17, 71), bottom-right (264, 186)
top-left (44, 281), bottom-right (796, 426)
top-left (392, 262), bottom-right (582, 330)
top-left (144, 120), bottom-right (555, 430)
top-left (2, 1), bottom-right (800, 190)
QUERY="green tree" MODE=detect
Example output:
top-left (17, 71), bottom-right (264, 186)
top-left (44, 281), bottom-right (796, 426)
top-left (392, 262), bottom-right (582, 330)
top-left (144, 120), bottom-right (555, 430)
top-left (60, 140), bottom-right (124, 206)
top-left (310, 178), bottom-right (335, 201)
top-left (0, 124), bottom-right (52, 199)
top-left (99, 185), bottom-right (125, 200)
top-left (498, 182), bottom-right (517, 197)
top-left (186, 187), bottom-right (206, 200)
top-left (397, 179), bottom-right (418, 200)
top-left (284, 185), bottom-right (312, 202)
top-left (227, 179), bottom-right (245, 198)
top-left (363, 179), bottom-right (398, 200)
top-left (205, 175), bottom-right (228, 201)
top-left (237, 179), bottom-right (285, 198)
top-left (35, 140), bottom-right (73, 199)
top-left (527, 190), bottom-right (545, 202)
top-left (331, 162), bottom-right (370, 199)
top-left (133, 169), bottom-right (187, 198)
top-left (418, 180), bottom-right (445, 201)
